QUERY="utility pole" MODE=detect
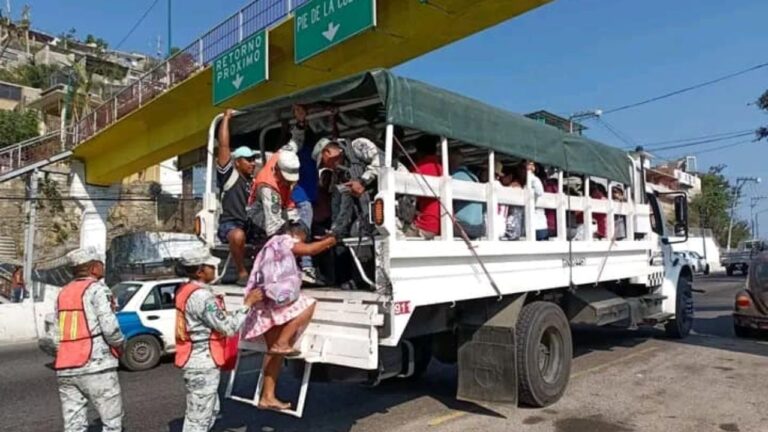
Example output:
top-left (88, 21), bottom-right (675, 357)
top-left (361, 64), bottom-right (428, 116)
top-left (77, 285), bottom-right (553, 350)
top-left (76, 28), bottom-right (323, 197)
top-left (750, 196), bottom-right (767, 238)
top-left (568, 109), bottom-right (602, 134)
top-left (755, 208), bottom-right (768, 239)
top-left (167, 0), bottom-right (172, 57)
top-left (727, 176), bottom-right (761, 251)
top-left (22, 170), bottom-right (38, 309)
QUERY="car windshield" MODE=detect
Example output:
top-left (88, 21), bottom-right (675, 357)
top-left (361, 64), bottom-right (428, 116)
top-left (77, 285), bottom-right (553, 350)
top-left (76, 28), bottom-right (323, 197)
top-left (111, 283), bottom-right (142, 311)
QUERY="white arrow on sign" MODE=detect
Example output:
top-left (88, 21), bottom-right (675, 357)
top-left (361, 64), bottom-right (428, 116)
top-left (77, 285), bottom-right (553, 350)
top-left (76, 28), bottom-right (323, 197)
top-left (322, 22), bottom-right (340, 42)
top-left (232, 74), bottom-right (244, 90)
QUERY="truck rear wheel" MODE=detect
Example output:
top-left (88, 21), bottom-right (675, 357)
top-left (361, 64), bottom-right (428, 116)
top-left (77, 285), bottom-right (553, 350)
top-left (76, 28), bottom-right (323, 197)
top-left (665, 274), bottom-right (694, 339)
top-left (726, 266), bottom-right (734, 276)
top-left (741, 265), bottom-right (749, 276)
top-left (516, 301), bottom-right (572, 407)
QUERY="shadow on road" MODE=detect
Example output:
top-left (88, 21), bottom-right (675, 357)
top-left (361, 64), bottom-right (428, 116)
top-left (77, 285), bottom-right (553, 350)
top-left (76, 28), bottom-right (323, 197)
top-left (167, 356), bottom-right (504, 432)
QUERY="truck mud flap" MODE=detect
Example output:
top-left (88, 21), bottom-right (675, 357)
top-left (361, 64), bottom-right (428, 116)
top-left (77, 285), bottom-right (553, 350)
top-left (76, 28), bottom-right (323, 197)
top-left (457, 325), bottom-right (517, 405)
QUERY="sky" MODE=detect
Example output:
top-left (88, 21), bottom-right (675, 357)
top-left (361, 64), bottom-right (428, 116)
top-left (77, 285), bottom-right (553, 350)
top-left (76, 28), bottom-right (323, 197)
top-left (16, 0), bottom-right (768, 234)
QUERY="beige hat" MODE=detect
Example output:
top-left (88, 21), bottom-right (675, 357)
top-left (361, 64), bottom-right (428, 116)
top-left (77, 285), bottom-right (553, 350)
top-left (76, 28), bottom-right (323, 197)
top-left (277, 151), bottom-right (300, 182)
top-left (66, 247), bottom-right (106, 266)
top-left (311, 137), bottom-right (333, 167)
top-left (179, 248), bottom-right (221, 267)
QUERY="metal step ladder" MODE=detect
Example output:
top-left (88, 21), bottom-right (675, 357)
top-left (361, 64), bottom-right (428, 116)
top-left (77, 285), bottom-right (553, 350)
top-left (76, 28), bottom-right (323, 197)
top-left (224, 340), bottom-right (317, 418)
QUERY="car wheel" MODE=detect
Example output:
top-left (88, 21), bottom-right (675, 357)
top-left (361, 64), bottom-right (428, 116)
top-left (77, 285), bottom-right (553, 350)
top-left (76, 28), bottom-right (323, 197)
top-left (726, 266), bottom-right (734, 276)
top-left (122, 335), bottom-right (162, 371)
top-left (665, 274), bottom-right (694, 339)
top-left (741, 265), bottom-right (749, 276)
top-left (516, 301), bottom-right (572, 407)
top-left (703, 264), bottom-right (710, 275)
top-left (733, 324), bottom-right (751, 338)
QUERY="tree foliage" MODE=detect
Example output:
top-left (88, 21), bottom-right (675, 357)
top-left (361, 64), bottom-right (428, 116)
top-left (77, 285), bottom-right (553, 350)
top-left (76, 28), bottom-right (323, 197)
top-left (690, 166), bottom-right (752, 248)
top-left (0, 62), bottom-right (62, 89)
top-left (0, 109), bottom-right (39, 148)
top-left (757, 89), bottom-right (768, 141)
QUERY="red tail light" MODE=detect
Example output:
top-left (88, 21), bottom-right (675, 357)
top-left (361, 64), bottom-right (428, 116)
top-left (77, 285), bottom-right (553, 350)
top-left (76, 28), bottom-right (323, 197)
top-left (194, 216), bottom-right (202, 237)
top-left (735, 294), bottom-right (752, 310)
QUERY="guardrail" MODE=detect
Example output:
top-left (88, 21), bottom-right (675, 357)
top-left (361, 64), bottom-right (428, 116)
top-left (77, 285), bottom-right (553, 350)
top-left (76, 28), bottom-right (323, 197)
top-left (0, 131), bottom-right (73, 178)
top-left (74, 0), bottom-right (310, 144)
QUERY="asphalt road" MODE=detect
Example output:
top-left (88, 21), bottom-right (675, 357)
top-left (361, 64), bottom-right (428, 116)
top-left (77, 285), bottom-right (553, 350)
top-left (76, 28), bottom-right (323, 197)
top-left (0, 274), bottom-right (765, 432)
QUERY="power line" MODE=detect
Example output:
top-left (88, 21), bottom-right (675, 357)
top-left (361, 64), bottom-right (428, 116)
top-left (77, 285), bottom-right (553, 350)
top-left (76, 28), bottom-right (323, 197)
top-left (690, 139), bottom-right (754, 156)
top-left (643, 129), bottom-right (755, 146)
top-left (649, 132), bottom-right (754, 152)
top-left (115, 0), bottom-right (161, 50)
top-left (594, 118), bottom-right (638, 148)
top-left (603, 61), bottom-right (768, 115)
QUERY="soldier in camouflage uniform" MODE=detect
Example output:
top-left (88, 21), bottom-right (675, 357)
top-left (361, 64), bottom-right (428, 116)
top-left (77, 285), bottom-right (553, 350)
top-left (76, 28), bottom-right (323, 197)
top-left (311, 131), bottom-right (382, 238)
top-left (53, 247), bottom-right (126, 432)
top-left (175, 248), bottom-right (263, 432)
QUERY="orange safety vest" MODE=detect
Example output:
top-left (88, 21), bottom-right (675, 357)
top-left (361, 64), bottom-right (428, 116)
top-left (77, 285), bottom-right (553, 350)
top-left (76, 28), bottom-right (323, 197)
top-left (174, 282), bottom-right (230, 368)
top-left (54, 278), bottom-right (118, 370)
top-left (247, 152), bottom-right (295, 208)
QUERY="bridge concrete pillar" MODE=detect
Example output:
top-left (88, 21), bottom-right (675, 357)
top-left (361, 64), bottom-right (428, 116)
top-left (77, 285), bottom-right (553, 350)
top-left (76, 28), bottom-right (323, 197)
top-left (69, 161), bottom-right (120, 256)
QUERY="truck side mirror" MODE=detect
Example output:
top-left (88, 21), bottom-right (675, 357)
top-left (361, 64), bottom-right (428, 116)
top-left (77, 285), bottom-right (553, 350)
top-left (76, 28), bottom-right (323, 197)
top-left (674, 195), bottom-right (688, 237)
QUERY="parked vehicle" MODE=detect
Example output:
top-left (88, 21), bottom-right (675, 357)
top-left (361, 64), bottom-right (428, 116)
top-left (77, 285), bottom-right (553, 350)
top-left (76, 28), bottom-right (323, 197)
top-left (674, 251), bottom-right (710, 275)
top-left (721, 239), bottom-right (766, 276)
top-left (195, 70), bottom-right (695, 417)
top-left (39, 278), bottom-right (186, 371)
top-left (733, 251), bottom-right (768, 337)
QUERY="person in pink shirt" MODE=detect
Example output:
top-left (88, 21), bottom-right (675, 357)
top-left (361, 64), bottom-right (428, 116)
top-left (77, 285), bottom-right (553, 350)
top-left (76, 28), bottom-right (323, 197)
top-left (407, 135), bottom-right (443, 239)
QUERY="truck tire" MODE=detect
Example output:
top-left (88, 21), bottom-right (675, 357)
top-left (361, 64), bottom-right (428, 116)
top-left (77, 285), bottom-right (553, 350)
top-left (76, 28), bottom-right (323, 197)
top-left (726, 266), bottom-right (734, 276)
top-left (122, 335), bottom-right (162, 371)
top-left (516, 301), bottom-right (572, 407)
top-left (665, 275), bottom-right (694, 339)
top-left (703, 265), bottom-right (710, 276)
top-left (741, 265), bottom-right (749, 276)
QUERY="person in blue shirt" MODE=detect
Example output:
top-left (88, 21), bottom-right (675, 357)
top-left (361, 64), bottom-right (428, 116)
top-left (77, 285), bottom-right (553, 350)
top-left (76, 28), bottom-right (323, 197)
top-left (449, 149), bottom-right (486, 240)
top-left (290, 105), bottom-right (321, 283)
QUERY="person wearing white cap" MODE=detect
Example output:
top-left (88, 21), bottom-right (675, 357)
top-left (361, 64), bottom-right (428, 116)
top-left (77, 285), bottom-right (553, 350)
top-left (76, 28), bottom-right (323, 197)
top-left (217, 109), bottom-right (259, 286)
top-left (53, 247), bottom-right (126, 432)
top-left (175, 247), bottom-right (263, 432)
top-left (245, 140), bottom-right (301, 244)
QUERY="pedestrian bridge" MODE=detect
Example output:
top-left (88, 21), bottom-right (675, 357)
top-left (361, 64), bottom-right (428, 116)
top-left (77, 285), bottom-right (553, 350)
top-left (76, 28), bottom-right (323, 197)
top-left (1, 0), bottom-right (551, 185)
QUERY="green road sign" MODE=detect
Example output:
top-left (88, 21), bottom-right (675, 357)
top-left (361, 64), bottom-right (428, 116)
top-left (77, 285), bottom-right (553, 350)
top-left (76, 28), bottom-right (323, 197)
top-left (294, 0), bottom-right (376, 64)
top-left (212, 30), bottom-right (268, 105)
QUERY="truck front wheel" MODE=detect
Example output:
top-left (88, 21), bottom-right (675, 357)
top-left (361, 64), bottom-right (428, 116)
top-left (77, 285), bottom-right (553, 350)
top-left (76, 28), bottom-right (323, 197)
top-left (665, 274), bottom-right (694, 339)
top-left (726, 265), bottom-right (734, 276)
top-left (516, 301), bottom-right (572, 407)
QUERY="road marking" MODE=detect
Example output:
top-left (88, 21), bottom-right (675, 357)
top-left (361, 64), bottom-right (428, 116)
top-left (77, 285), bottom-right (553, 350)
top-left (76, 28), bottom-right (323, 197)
top-left (571, 346), bottom-right (660, 379)
top-left (428, 411), bottom-right (467, 427)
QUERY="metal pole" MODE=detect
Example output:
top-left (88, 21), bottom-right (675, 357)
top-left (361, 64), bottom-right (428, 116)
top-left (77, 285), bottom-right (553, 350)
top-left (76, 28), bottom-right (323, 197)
top-left (727, 186), bottom-right (738, 252)
top-left (167, 0), bottom-right (172, 57)
top-left (23, 170), bottom-right (39, 304)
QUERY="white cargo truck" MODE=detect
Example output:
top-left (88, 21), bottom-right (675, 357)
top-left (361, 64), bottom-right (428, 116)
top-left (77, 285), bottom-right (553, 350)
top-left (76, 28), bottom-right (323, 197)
top-left (195, 70), bottom-right (694, 417)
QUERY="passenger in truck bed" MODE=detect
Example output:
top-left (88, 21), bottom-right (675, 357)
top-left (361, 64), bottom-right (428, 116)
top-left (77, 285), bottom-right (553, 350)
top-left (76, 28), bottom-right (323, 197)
top-left (216, 109), bottom-right (259, 286)
top-left (311, 125), bottom-right (382, 239)
top-left (405, 135), bottom-right (442, 239)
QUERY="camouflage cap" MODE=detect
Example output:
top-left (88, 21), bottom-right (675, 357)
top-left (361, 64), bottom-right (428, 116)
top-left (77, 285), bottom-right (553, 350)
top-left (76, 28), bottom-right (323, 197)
top-left (179, 248), bottom-right (221, 267)
top-left (66, 247), bottom-right (106, 266)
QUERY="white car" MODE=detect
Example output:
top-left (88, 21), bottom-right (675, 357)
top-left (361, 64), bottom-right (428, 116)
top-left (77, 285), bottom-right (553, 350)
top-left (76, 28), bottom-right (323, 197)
top-left (40, 278), bottom-right (186, 371)
top-left (674, 251), bottom-right (710, 275)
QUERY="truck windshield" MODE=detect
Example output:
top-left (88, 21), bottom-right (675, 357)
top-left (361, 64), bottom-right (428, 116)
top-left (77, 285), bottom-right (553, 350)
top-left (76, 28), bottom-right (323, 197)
top-left (111, 282), bottom-right (142, 311)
